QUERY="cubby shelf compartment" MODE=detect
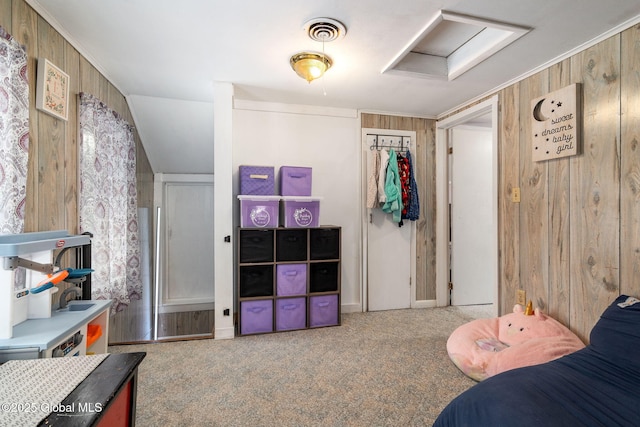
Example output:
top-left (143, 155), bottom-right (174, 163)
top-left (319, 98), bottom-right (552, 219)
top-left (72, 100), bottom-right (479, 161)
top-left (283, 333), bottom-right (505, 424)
top-left (236, 226), bottom-right (341, 336)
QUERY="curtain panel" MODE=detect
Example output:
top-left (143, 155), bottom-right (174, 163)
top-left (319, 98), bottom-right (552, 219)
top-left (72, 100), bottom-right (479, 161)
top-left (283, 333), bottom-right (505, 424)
top-left (78, 92), bottom-right (141, 312)
top-left (0, 26), bottom-right (29, 235)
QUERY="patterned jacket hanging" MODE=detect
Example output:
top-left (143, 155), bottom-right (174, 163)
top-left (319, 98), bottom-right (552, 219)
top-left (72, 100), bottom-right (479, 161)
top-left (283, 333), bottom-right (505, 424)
top-left (397, 152), bottom-right (410, 219)
top-left (405, 150), bottom-right (420, 221)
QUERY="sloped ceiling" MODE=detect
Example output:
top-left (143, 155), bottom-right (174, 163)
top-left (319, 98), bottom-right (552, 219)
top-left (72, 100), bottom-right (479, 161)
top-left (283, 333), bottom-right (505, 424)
top-left (126, 96), bottom-right (214, 174)
top-left (26, 0), bottom-right (640, 173)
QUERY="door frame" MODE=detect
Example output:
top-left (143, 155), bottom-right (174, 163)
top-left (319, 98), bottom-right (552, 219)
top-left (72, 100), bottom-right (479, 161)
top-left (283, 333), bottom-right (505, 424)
top-left (435, 96), bottom-right (499, 313)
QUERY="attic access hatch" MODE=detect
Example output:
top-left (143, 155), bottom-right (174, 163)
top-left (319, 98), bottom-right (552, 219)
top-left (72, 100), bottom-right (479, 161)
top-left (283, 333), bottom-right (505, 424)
top-left (382, 11), bottom-right (530, 80)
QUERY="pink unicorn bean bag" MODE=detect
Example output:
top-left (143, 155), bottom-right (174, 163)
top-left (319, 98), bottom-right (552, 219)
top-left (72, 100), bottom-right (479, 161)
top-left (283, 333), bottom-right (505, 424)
top-left (447, 303), bottom-right (585, 381)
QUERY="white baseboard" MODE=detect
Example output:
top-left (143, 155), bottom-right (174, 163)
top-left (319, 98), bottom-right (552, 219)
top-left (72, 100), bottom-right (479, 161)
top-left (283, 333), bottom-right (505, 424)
top-left (341, 303), bottom-right (363, 314)
top-left (413, 299), bottom-right (437, 309)
top-left (214, 326), bottom-right (235, 340)
top-left (340, 301), bottom-right (438, 313)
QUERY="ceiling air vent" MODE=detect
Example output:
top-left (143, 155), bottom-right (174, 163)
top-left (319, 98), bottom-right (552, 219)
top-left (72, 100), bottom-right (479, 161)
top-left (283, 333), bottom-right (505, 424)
top-left (304, 18), bottom-right (347, 42)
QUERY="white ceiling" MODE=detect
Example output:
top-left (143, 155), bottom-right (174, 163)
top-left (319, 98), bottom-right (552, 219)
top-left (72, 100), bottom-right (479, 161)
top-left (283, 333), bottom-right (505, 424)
top-left (26, 0), bottom-right (640, 174)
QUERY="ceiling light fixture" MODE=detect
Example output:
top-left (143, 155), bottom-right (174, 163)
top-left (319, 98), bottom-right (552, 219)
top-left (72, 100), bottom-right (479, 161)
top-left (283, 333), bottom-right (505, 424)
top-left (290, 52), bottom-right (332, 83)
top-left (290, 17), bottom-right (346, 83)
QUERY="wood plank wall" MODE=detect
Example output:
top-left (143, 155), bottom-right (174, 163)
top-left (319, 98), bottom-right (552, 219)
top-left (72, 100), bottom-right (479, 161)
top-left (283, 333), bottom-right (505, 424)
top-left (361, 114), bottom-right (437, 300)
top-left (1, 0), bottom-right (154, 343)
top-left (620, 25), bottom-right (640, 299)
top-left (491, 28), bottom-right (637, 342)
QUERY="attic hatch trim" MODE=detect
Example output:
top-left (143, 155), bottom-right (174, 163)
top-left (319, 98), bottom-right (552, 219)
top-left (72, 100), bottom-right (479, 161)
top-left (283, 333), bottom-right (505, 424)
top-left (382, 10), bottom-right (531, 81)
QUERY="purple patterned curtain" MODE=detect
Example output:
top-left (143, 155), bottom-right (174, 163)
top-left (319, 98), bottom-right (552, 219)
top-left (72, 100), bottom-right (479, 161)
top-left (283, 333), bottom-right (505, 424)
top-left (0, 27), bottom-right (29, 234)
top-left (79, 92), bottom-right (141, 312)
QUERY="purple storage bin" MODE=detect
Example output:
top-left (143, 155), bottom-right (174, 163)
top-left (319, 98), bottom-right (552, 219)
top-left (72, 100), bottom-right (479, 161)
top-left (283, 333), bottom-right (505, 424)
top-left (309, 295), bottom-right (339, 327)
top-left (240, 165), bottom-right (275, 195)
top-left (276, 264), bottom-right (307, 296)
top-left (275, 297), bottom-right (307, 331)
top-left (240, 300), bottom-right (273, 335)
top-left (238, 196), bottom-right (280, 228)
top-left (280, 197), bottom-right (321, 228)
top-left (280, 166), bottom-right (312, 196)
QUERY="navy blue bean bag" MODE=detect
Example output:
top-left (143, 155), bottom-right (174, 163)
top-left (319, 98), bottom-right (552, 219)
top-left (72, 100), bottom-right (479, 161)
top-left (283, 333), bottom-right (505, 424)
top-left (434, 294), bottom-right (640, 427)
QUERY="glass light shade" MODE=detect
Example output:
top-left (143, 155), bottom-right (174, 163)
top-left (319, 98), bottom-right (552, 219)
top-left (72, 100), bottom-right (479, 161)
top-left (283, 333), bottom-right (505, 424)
top-left (290, 52), bottom-right (333, 83)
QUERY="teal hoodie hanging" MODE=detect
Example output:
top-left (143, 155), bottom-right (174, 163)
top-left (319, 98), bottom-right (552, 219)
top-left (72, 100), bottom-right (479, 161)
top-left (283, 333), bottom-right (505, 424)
top-left (381, 149), bottom-right (402, 223)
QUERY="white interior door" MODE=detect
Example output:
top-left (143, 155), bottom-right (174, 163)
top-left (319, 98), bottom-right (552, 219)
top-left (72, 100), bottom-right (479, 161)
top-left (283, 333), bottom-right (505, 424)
top-left (160, 175), bottom-right (214, 311)
top-left (367, 208), bottom-right (411, 310)
top-left (363, 129), bottom-right (415, 311)
top-left (450, 127), bottom-right (494, 305)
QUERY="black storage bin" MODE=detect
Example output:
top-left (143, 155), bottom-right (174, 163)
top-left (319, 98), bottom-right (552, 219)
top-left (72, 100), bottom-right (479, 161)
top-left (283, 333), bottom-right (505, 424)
top-left (239, 265), bottom-right (274, 297)
top-left (310, 228), bottom-right (340, 260)
top-left (239, 229), bottom-right (274, 263)
top-left (309, 262), bottom-right (339, 293)
top-left (276, 229), bottom-right (307, 262)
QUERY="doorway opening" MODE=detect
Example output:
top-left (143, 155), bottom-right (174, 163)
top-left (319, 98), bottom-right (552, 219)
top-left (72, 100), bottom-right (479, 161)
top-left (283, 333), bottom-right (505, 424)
top-left (435, 96), bottom-right (499, 315)
top-left (154, 173), bottom-right (215, 340)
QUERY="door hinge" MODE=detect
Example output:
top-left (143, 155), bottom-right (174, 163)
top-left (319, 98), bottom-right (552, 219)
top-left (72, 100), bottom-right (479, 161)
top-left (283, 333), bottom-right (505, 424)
top-left (448, 147), bottom-right (453, 154)
top-left (448, 282), bottom-right (453, 290)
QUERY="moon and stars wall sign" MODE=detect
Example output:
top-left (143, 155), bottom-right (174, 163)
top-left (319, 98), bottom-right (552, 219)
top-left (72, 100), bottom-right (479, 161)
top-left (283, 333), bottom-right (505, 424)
top-left (531, 83), bottom-right (581, 162)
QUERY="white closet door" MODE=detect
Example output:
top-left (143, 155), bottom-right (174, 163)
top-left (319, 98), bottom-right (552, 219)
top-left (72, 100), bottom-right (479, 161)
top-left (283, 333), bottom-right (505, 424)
top-left (162, 180), bottom-right (214, 307)
top-left (367, 207), bottom-right (411, 311)
top-left (363, 129), bottom-right (415, 312)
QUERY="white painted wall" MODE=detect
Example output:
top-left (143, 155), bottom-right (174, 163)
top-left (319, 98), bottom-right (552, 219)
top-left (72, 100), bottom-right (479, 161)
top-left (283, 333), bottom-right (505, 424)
top-left (232, 100), bottom-right (362, 313)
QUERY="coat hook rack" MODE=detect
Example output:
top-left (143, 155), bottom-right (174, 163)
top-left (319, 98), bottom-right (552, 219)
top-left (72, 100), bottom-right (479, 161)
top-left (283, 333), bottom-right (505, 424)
top-left (368, 134), bottom-right (412, 152)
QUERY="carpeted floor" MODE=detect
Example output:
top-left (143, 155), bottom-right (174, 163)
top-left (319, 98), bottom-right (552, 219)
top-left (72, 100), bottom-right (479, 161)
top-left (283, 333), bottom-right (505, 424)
top-left (109, 305), bottom-right (492, 426)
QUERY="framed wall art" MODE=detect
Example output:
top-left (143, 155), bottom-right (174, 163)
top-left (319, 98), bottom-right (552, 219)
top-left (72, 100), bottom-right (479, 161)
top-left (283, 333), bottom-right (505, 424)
top-left (531, 83), bottom-right (581, 162)
top-left (36, 58), bottom-right (69, 121)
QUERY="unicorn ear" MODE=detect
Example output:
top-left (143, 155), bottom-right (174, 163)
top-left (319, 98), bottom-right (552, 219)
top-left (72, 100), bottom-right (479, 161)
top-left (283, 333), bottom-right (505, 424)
top-left (534, 308), bottom-right (546, 320)
top-left (513, 304), bottom-right (524, 313)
